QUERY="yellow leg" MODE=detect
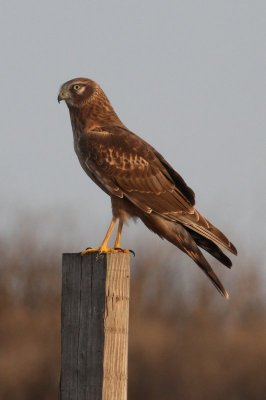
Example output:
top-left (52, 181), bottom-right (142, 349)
top-left (81, 217), bottom-right (117, 255)
top-left (114, 220), bottom-right (123, 248)
top-left (81, 217), bottom-right (134, 256)
top-left (99, 217), bottom-right (117, 250)
top-left (114, 219), bottom-right (135, 255)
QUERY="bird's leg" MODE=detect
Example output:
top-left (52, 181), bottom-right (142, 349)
top-left (99, 216), bottom-right (117, 251)
top-left (114, 219), bottom-right (123, 248)
top-left (114, 219), bottom-right (135, 256)
top-left (81, 217), bottom-right (135, 255)
top-left (81, 217), bottom-right (117, 255)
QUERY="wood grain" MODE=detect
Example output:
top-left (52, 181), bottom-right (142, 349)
top-left (60, 253), bottom-right (130, 400)
top-left (102, 253), bottom-right (130, 400)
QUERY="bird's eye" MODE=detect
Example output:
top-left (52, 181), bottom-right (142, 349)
top-left (73, 84), bottom-right (81, 91)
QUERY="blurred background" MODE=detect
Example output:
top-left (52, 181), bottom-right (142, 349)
top-left (1, 1), bottom-right (266, 399)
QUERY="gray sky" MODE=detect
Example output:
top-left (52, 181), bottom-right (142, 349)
top-left (0, 1), bottom-right (265, 262)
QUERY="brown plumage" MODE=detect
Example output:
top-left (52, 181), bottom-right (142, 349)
top-left (58, 77), bottom-right (237, 298)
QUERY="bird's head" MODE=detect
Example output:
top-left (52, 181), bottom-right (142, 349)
top-left (58, 77), bottom-right (124, 129)
top-left (58, 78), bottom-right (98, 108)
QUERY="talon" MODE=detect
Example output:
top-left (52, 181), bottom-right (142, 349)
top-left (114, 247), bottom-right (135, 256)
top-left (80, 247), bottom-right (100, 255)
top-left (80, 246), bottom-right (129, 255)
top-left (81, 244), bottom-right (135, 256)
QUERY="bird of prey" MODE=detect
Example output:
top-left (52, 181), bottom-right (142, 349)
top-left (58, 77), bottom-right (237, 298)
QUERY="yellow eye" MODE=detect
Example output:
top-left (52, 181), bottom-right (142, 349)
top-left (73, 84), bottom-right (81, 91)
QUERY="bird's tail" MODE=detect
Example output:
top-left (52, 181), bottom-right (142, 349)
top-left (186, 228), bottom-right (233, 268)
top-left (141, 213), bottom-right (229, 298)
top-left (176, 209), bottom-right (237, 256)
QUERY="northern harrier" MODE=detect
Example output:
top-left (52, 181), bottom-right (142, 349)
top-left (58, 78), bottom-right (237, 298)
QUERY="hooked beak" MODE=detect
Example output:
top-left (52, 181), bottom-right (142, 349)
top-left (57, 89), bottom-right (69, 103)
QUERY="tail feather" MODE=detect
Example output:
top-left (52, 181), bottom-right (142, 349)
top-left (187, 228), bottom-right (232, 268)
top-left (141, 213), bottom-right (229, 298)
top-left (174, 210), bottom-right (237, 256)
top-left (184, 244), bottom-right (229, 299)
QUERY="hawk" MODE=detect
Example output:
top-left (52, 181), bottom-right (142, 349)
top-left (58, 77), bottom-right (237, 298)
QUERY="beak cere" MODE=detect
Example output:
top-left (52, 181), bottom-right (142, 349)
top-left (57, 89), bottom-right (68, 103)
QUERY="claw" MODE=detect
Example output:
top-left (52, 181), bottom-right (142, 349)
top-left (81, 247), bottom-right (135, 256)
top-left (114, 247), bottom-right (135, 256)
top-left (80, 247), bottom-right (101, 255)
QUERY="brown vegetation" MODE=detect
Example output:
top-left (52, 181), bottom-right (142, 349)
top-left (0, 218), bottom-right (265, 399)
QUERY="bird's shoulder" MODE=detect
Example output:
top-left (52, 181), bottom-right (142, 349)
top-left (78, 125), bottom-right (156, 166)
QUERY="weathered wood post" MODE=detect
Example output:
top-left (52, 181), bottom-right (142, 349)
top-left (60, 252), bottom-right (130, 400)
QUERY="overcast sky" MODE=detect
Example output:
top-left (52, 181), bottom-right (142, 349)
top-left (0, 1), bottom-right (265, 263)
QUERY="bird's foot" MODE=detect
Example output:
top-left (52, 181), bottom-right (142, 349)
top-left (80, 247), bottom-right (100, 255)
top-left (114, 247), bottom-right (135, 256)
top-left (80, 246), bottom-right (113, 255)
top-left (80, 246), bottom-right (135, 256)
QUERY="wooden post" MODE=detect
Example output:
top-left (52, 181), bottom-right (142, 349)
top-left (60, 253), bottom-right (130, 400)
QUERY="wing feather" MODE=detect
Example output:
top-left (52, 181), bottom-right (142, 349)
top-left (78, 125), bottom-right (236, 255)
top-left (78, 126), bottom-right (194, 214)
